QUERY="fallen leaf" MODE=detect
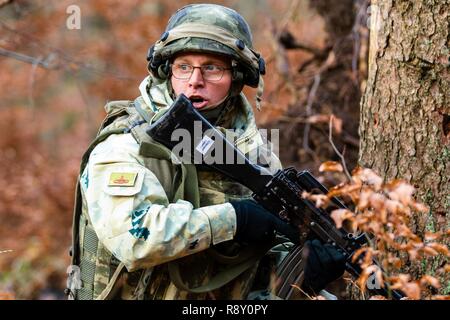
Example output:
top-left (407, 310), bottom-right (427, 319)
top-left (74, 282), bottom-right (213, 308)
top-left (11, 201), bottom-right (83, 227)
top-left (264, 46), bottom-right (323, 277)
top-left (319, 161), bottom-right (343, 173)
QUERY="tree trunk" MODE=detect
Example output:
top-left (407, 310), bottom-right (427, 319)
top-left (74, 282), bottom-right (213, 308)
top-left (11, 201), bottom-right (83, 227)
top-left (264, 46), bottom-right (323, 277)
top-left (360, 0), bottom-right (449, 236)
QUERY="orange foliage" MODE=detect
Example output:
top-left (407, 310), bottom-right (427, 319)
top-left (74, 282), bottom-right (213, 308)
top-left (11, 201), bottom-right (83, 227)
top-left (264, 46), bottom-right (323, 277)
top-left (309, 165), bottom-right (450, 300)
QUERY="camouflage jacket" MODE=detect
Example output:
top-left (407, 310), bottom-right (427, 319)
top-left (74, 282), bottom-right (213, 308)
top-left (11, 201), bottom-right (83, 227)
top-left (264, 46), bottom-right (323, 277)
top-left (74, 75), bottom-right (283, 300)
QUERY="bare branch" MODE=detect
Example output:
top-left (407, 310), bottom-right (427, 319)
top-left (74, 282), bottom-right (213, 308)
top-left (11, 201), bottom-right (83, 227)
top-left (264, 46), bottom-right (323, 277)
top-left (0, 22), bottom-right (139, 81)
top-left (276, 0), bottom-right (302, 39)
top-left (278, 30), bottom-right (325, 56)
top-left (28, 54), bottom-right (42, 113)
top-left (303, 74), bottom-right (321, 154)
top-left (0, 47), bottom-right (58, 69)
top-left (329, 115), bottom-right (352, 181)
top-left (351, 0), bottom-right (370, 84)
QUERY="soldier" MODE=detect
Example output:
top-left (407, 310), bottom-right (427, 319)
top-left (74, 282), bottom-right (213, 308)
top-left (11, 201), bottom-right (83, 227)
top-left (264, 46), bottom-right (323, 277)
top-left (68, 3), bottom-right (345, 300)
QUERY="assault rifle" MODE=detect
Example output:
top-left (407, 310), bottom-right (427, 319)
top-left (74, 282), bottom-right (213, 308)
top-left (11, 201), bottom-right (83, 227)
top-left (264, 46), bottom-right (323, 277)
top-left (146, 94), bottom-right (403, 300)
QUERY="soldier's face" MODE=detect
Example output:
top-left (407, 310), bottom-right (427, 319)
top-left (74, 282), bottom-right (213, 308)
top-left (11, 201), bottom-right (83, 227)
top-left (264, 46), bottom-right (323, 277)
top-left (170, 52), bottom-right (232, 110)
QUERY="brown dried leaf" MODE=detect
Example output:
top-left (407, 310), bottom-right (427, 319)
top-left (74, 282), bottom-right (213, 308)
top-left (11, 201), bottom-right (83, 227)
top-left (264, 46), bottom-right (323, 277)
top-left (390, 273), bottom-right (411, 286)
top-left (403, 282), bottom-right (421, 300)
top-left (330, 209), bottom-right (355, 229)
top-left (420, 275), bottom-right (441, 289)
top-left (356, 187), bottom-right (372, 210)
top-left (362, 249), bottom-right (374, 268)
top-left (352, 247), bottom-right (369, 264)
top-left (352, 168), bottom-right (383, 190)
top-left (332, 116), bottom-right (343, 135)
top-left (319, 161), bottom-right (343, 173)
top-left (369, 193), bottom-right (386, 212)
top-left (385, 199), bottom-right (404, 215)
top-left (368, 221), bottom-right (381, 234)
top-left (424, 232), bottom-right (442, 241)
top-left (408, 248), bottom-right (420, 261)
top-left (396, 225), bottom-right (422, 243)
top-left (307, 114), bottom-right (330, 124)
top-left (0, 292), bottom-right (15, 300)
top-left (301, 191), bottom-right (330, 208)
top-left (327, 183), bottom-right (361, 198)
top-left (427, 243), bottom-right (450, 256)
top-left (386, 180), bottom-right (415, 205)
top-left (422, 246), bottom-right (439, 257)
top-left (432, 295), bottom-right (450, 300)
top-left (387, 254), bottom-right (403, 269)
top-left (393, 258), bottom-right (402, 269)
top-left (411, 201), bottom-right (429, 213)
top-left (357, 271), bottom-right (370, 294)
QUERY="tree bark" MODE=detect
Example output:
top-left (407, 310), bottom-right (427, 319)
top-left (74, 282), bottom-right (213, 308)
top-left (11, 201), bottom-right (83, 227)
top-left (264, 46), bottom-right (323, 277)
top-left (360, 0), bottom-right (449, 235)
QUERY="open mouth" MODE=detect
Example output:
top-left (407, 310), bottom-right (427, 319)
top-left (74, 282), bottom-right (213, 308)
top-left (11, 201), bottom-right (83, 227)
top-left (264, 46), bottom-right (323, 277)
top-left (189, 96), bottom-right (208, 109)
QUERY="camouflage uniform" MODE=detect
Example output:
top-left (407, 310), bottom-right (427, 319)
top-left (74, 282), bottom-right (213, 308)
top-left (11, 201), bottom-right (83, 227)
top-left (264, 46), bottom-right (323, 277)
top-left (70, 4), bottom-right (284, 300)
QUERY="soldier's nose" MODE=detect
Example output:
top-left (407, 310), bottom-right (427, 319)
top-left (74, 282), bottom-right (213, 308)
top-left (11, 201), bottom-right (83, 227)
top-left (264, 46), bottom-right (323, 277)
top-left (188, 68), bottom-right (205, 88)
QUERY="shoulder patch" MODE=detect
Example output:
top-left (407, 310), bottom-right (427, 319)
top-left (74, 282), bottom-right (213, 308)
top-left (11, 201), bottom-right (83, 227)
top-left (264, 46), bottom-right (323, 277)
top-left (108, 172), bottom-right (138, 187)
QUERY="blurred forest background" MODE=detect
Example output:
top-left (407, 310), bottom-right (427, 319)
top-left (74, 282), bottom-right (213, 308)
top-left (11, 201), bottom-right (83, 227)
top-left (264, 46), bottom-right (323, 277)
top-left (0, 0), bottom-right (370, 299)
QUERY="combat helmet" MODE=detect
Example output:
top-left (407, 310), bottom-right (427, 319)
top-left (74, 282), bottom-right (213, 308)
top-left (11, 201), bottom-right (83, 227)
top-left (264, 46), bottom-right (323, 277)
top-left (146, 3), bottom-right (266, 108)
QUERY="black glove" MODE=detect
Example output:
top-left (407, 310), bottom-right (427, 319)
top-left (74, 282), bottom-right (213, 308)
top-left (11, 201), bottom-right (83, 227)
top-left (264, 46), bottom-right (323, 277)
top-left (301, 239), bottom-right (346, 294)
top-left (230, 199), bottom-right (299, 244)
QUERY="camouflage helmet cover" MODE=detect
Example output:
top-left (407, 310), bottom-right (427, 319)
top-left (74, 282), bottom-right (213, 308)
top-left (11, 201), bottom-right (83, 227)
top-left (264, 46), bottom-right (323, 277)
top-left (147, 3), bottom-right (265, 88)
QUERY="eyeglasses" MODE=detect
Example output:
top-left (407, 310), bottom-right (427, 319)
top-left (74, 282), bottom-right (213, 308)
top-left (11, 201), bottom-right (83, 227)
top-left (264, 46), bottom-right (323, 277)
top-left (171, 63), bottom-right (231, 81)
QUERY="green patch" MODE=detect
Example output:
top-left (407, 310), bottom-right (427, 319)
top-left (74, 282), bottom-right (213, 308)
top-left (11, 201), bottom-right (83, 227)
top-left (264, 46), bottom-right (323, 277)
top-left (108, 172), bottom-right (137, 187)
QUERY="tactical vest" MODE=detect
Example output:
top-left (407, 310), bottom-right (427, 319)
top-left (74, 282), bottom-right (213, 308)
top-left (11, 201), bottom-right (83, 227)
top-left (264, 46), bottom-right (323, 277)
top-left (68, 98), bottom-right (282, 300)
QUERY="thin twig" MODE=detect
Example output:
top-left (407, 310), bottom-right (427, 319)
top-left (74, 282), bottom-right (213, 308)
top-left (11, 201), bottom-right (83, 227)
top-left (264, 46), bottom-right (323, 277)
top-left (290, 284), bottom-right (315, 300)
top-left (0, 47), bottom-right (56, 69)
top-left (303, 74), bottom-right (321, 154)
top-left (344, 276), bottom-right (366, 300)
top-left (74, 78), bottom-right (98, 138)
top-left (279, 30), bottom-right (325, 56)
top-left (351, 0), bottom-right (370, 84)
top-left (329, 115), bottom-right (352, 181)
top-left (0, 22), bottom-right (139, 80)
top-left (28, 54), bottom-right (42, 114)
top-left (276, 0), bottom-right (302, 40)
